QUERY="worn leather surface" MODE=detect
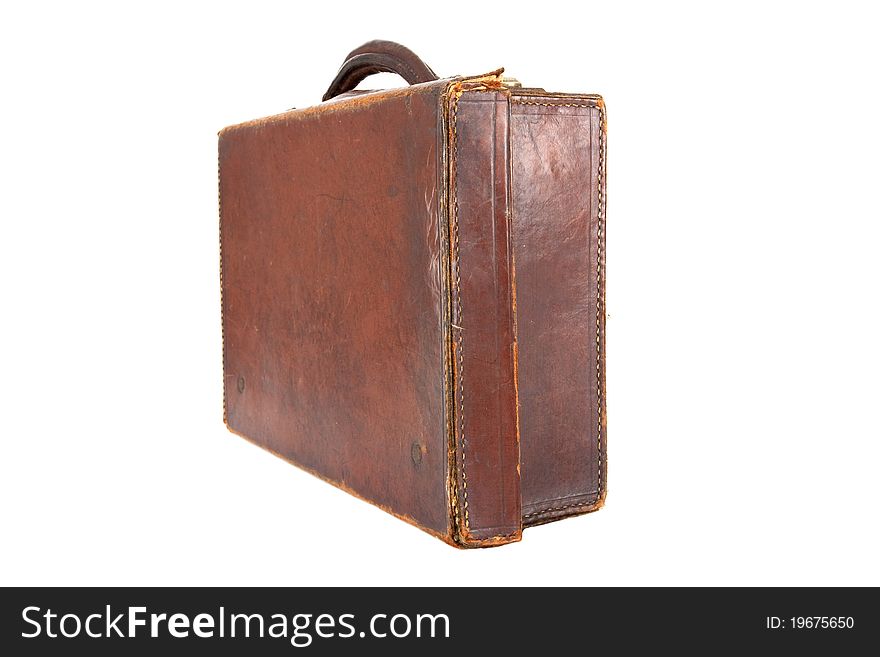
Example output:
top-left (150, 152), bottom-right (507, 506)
top-left (220, 82), bottom-right (454, 540)
top-left (219, 48), bottom-right (606, 546)
top-left (510, 93), bottom-right (607, 525)
top-left (448, 88), bottom-right (521, 545)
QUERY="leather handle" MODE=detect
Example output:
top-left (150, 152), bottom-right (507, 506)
top-left (322, 40), bottom-right (439, 101)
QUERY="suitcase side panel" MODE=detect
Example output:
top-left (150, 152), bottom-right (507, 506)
top-left (509, 94), bottom-right (607, 525)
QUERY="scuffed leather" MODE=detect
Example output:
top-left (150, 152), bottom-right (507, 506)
top-left (510, 93), bottom-right (608, 525)
top-left (221, 82), bottom-right (454, 540)
top-left (448, 88), bottom-right (521, 545)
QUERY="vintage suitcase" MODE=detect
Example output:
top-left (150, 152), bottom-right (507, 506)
top-left (219, 41), bottom-right (606, 547)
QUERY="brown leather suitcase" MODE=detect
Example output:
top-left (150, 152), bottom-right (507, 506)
top-left (219, 41), bottom-right (606, 547)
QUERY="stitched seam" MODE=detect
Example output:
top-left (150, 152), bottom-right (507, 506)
top-left (451, 89), bottom-right (519, 542)
top-left (596, 103), bottom-right (606, 504)
top-left (510, 100), bottom-right (598, 108)
top-left (450, 94), bottom-right (470, 535)
top-left (218, 152), bottom-right (227, 425)
top-left (396, 60), bottom-right (421, 84)
top-left (524, 501), bottom-right (599, 519)
top-left (525, 491), bottom-right (597, 509)
top-left (440, 100), bottom-right (458, 541)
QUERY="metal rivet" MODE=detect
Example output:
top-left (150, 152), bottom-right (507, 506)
top-left (237, 375), bottom-right (245, 393)
top-left (411, 442), bottom-right (423, 466)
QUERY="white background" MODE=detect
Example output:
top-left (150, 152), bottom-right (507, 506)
top-left (2, 1), bottom-right (878, 586)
